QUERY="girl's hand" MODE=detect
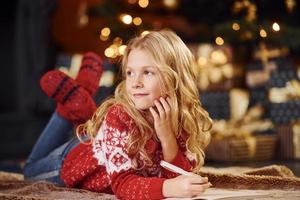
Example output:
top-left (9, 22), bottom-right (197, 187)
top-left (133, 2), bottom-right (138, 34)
top-left (149, 97), bottom-right (178, 161)
top-left (162, 175), bottom-right (212, 198)
top-left (149, 97), bottom-right (175, 143)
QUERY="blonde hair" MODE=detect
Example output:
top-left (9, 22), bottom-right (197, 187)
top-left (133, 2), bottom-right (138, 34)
top-left (77, 29), bottom-right (212, 171)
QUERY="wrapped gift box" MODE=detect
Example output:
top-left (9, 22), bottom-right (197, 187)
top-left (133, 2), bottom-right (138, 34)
top-left (204, 79), bottom-right (234, 92)
top-left (200, 91), bottom-right (230, 119)
top-left (269, 68), bottom-right (298, 88)
top-left (249, 86), bottom-right (269, 107)
top-left (276, 122), bottom-right (300, 160)
top-left (269, 101), bottom-right (300, 124)
top-left (205, 135), bottom-right (277, 162)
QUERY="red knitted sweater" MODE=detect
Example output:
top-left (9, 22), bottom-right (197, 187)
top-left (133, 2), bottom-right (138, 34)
top-left (61, 104), bottom-right (196, 200)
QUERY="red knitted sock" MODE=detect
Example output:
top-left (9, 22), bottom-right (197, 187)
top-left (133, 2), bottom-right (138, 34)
top-left (40, 70), bottom-right (96, 125)
top-left (76, 52), bottom-right (103, 97)
top-left (56, 90), bottom-right (96, 126)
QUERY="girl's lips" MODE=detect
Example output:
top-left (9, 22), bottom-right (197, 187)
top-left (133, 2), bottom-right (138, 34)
top-left (133, 94), bottom-right (148, 98)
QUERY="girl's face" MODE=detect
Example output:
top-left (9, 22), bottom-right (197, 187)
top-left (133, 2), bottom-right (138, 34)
top-left (125, 48), bottom-right (163, 110)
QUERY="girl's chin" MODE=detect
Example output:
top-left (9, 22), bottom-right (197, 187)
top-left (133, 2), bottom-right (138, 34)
top-left (134, 104), bottom-right (153, 111)
top-left (133, 102), bottom-right (154, 111)
top-left (136, 106), bottom-right (151, 111)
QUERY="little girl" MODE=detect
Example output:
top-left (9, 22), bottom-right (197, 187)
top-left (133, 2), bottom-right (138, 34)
top-left (24, 29), bottom-right (213, 199)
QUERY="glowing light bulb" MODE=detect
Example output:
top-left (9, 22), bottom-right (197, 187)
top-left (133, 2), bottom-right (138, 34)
top-left (104, 48), bottom-right (114, 58)
top-left (133, 17), bottom-right (142, 26)
top-left (232, 23), bottom-right (240, 31)
top-left (118, 45), bottom-right (127, 55)
top-left (139, 0), bottom-right (149, 8)
top-left (260, 29), bottom-right (267, 37)
top-left (215, 37), bottom-right (224, 45)
top-left (120, 14), bottom-right (132, 24)
top-left (163, 0), bottom-right (178, 9)
top-left (272, 22), bottom-right (280, 31)
top-left (101, 27), bottom-right (111, 37)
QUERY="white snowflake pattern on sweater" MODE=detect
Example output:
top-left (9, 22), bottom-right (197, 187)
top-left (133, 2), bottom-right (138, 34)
top-left (93, 120), bottom-right (131, 175)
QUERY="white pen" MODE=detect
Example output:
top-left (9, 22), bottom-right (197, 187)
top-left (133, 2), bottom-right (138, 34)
top-left (160, 160), bottom-right (193, 176)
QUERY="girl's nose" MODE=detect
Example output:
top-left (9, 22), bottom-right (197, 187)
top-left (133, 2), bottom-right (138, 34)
top-left (132, 75), bottom-right (144, 88)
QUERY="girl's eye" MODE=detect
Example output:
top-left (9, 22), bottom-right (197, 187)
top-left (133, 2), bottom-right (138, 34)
top-left (126, 71), bottom-right (132, 76)
top-left (144, 70), bottom-right (154, 75)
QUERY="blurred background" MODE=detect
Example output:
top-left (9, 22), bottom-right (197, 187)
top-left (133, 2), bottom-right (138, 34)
top-left (0, 0), bottom-right (300, 174)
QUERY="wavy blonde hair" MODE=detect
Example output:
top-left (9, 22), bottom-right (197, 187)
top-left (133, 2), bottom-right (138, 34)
top-left (77, 29), bottom-right (212, 171)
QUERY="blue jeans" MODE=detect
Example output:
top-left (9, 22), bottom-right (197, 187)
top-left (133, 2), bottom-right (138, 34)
top-left (23, 112), bottom-right (80, 186)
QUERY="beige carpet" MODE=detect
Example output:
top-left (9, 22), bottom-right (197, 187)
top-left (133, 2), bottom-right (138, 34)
top-left (198, 165), bottom-right (300, 190)
top-left (0, 165), bottom-right (299, 200)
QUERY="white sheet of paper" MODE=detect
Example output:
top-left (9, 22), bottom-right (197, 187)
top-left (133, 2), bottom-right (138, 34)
top-left (164, 188), bottom-right (271, 200)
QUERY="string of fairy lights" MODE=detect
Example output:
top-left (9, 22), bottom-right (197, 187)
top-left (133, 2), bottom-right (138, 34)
top-left (214, 21), bottom-right (281, 46)
top-left (214, 0), bottom-right (294, 45)
top-left (96, 0), bottom-right (297, 58)
top-left (97, 0), bottom-right (179, 58)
